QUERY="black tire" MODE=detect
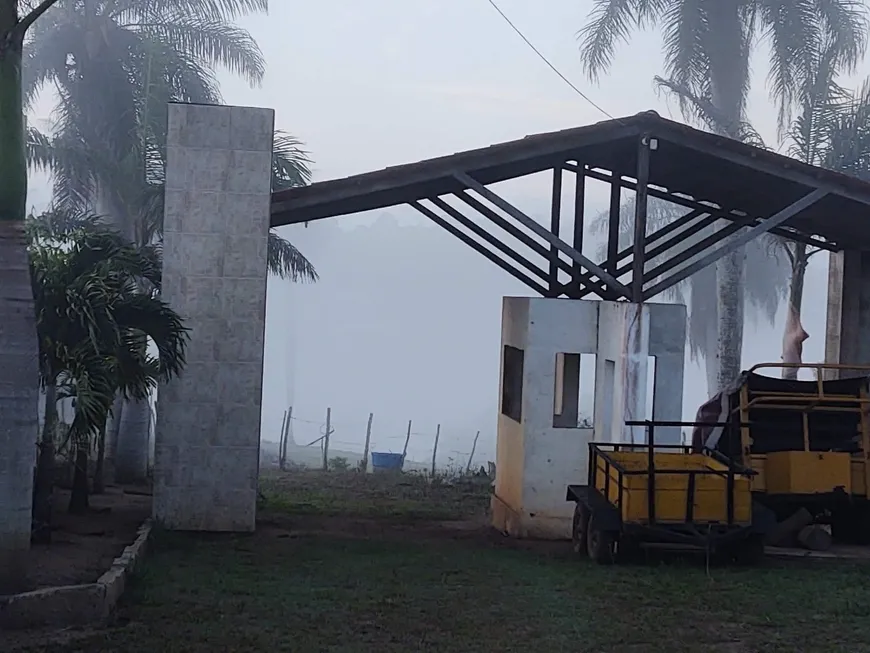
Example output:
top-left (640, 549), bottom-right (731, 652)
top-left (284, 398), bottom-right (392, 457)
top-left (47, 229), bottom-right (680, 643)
top-left (586, 515), bottom-right (617, 565)
top-left (572, 503), bottom-right (590, 557)
top-left (733, 534), bottom-right (766, 566)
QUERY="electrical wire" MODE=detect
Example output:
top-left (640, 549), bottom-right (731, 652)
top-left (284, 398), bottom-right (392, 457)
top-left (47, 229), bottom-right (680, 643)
top-left (483, 0), bottom-right (614, 120)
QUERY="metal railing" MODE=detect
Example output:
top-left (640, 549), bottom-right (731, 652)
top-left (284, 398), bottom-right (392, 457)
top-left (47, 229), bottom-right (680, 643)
top-left (589, 420), bottom-right (753, 526)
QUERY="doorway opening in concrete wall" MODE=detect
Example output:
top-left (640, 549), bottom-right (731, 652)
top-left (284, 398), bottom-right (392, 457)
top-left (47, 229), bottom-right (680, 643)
top-left (553, 353), bottom-right (596, 428)
top-left (501, 345), bottom-right (524, 422)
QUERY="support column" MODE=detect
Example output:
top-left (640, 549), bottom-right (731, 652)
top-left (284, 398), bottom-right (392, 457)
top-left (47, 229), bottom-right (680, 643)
top-left (153, 103), bottom-right (273, 532)
top-left (825, 250), bottom-right (870, 376)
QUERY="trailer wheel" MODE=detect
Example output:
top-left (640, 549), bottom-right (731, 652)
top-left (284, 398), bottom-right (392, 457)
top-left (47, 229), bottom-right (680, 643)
top-left (586, 515), bottom-right (616, 565)
top-left (572, 503), bottom-right (590, 557)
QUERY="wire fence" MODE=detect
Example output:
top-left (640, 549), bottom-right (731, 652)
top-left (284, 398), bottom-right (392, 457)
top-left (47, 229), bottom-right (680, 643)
top-left (265, 407), bottom-right (493, 474)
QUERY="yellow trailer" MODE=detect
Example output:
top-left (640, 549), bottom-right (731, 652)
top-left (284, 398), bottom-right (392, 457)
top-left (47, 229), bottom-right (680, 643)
top-left (566, 420), bottom-right (765, 565)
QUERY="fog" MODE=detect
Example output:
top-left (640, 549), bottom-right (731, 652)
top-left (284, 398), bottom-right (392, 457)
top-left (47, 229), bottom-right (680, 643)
top-left (28, 0), bottom-right (863, 468)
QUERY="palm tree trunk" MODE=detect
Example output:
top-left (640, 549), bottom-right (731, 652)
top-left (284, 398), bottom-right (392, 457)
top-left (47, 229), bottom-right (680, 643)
top-left (104, 393), bottom-right (124, 472)
top-left (0, 23), bottom-right (39, 591)
top-left (99, 192), bottom-right (153, 484)
top-left (93, 421), bottom-right (107, 494)
top-left (715, 249), bottom-right (746, 390)
top-left (781, 243), bottom-right (809, 380)
top-left (32, 380), bottom-right (58, 543)
top-left (115, 396), bottom-right (151, 483)
top-left (68, 445), bottom-right (90, 514)
top-left (787, 243), bottom-right (808, 318)
top-left (707, 0), bottom-right (748, 392)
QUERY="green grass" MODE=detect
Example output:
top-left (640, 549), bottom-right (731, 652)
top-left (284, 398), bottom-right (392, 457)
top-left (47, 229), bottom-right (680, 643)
top-left (258, 469), bottom-right (491, 521)
top-left (16, 471), bottom-right (870, 653)
top-left (30, 529), bottom-right (870, 653)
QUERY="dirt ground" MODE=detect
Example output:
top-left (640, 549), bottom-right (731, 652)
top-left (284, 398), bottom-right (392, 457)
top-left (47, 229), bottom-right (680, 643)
top-left (23, 488), bottom-right (151, 591)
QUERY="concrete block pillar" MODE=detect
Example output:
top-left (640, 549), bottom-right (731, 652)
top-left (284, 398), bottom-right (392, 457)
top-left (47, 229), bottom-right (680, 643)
top-left (825, 250), bottom-right (870, 375)
top-left (153, 103), bottom-right (273, 532)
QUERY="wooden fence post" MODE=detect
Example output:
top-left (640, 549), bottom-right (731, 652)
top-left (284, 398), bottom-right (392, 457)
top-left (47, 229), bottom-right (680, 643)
top-left (431, 424), bottom-right (440, 477)
top-left (278, 410), bottom-right (287, 469)
top-left (466, 430), bottom-right (480, 473)
top-left (362, 412), bottom-right (373, 472)
top-left (280, 406), bottom-right (292, 470)
top-left (402, 420), bottom-right (412, 463)
top-left (322, 407), bottom-right (331, 471)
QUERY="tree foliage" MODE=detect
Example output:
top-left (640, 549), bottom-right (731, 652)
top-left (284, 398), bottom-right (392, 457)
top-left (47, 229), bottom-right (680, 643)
top-left (28, 211), bottom-right (189, 446)
top-left (23, 0), bottom-right (318, 283)
top-left (578, 0), bottom-right (868, 132)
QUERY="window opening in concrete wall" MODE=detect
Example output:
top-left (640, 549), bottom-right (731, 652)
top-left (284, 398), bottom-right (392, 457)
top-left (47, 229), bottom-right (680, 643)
top-left (646, 355), bottom-right (657, 421)
top-left (501, 345), bottom-right (524, 422)
top-left (553, 353), bottom-right (596, 428)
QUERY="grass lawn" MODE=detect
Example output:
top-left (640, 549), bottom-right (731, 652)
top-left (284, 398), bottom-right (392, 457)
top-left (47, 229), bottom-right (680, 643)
top-left (14, 471), bottom-right (870, 653)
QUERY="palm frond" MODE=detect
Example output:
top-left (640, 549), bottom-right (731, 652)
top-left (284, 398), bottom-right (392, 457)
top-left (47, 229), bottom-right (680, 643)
top-left (822, 78), bottom-right (870, 178)
top-left (112, 293), bottom-right (189, 381)
top-left (660, 0), bottom-right (711, 94)
top-left (758, 0), bottom-right (825, 130)
top-left (578, 0), bottom-right (647, 82)
top-left (654, 75), bottom-right (766, 146)
top-left (272, 131), bottom-right (312, 190)
top-left (26, 207), bottom-right (107, 241)
top-left (29, 212), bottom-right (188, 442)
top-left (136, 16), bottom-right (265, 86)
top-left (113, 0), bottom-right (268, 24)
top-left (268, 229), bottom-right (318, 283)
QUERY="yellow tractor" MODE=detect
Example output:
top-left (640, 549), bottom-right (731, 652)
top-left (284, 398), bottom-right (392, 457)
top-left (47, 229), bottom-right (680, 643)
top-left (693, 363), bottom-right (870, 546)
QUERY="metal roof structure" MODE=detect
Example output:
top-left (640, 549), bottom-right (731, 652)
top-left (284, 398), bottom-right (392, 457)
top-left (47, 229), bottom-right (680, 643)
top-left (271, 110), bottom-right (870, 302)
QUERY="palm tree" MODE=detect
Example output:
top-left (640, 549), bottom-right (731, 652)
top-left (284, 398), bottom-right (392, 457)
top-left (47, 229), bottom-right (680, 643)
top-left (25, 0), bottom-right (318, 481)
top-left (656, 45), bottom-right (870, 373)
top-left (578, 0), bottom-right (868, 392)
top-left (28, 128), bottom-right (320, 281)
top-left (28, 129), bottom-right (318, 482)
top-left (23, 0), bottom-right (267, 232)
top-left (28, 212), bottom-right (188, 519)
top-left (0, 0), bottom-right (65, 591)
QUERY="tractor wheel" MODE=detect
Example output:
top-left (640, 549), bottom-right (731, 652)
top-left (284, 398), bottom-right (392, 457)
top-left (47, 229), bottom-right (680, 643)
top-left (572, 503), bottom-right (590, 557)
top-left (586, 515), bottom-right (617, 565)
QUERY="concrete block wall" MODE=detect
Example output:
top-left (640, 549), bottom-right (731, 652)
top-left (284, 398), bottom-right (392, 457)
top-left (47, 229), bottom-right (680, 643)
top-left (491, 297), bottom-right (686, 540)
top-left (153, 103), bottom-right (273, 532)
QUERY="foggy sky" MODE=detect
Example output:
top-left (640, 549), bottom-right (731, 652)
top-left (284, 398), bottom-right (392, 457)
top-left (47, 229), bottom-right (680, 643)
top-left (27, 0), bottom-right (865, 465)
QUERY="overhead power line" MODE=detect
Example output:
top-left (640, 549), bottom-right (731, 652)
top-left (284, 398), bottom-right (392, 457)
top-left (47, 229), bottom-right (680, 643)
top-left (483, 0), bottom-right (614, 120)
